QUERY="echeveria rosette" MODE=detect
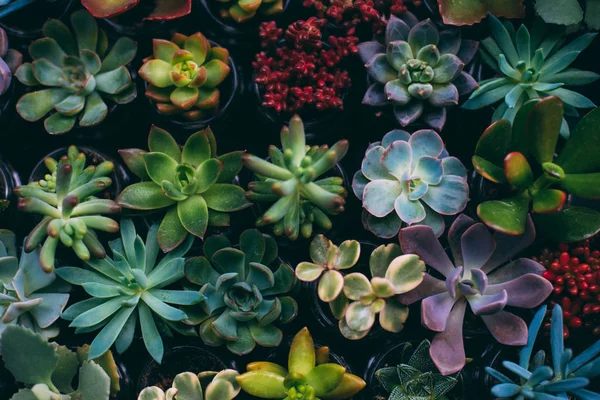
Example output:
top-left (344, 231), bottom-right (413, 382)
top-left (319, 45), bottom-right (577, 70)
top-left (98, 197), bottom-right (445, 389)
top-left (353, 129), bottom-right (469, 239)
top-left (473, 97), bottom-right (600, 242)
top-left (486, 305), bottom-right (600, 399)
top-left (0, 230), bottom-right (70, 340)
top-left (139, 32), bottom-right (231, 121)
top-left (435, 0), bottom-right (525, 26)
top-left (236, 327), bottom-right (366, 399)
top-left (463, 15), bottom-right (599, 138)
top-left (397, 214), bottom-right (553, 375)
top-left (138, 370), bottom-right (241, 400)
top-left (82, 0), bottom-right (192, 20)
top-left (117, 125), bottom-right (251, 252)
top-left (0, 27), bottom-right (22, 97)
top-left (14, 10), bottom-right (137, 135)
top-left (243, 115), bottom-right (349, 240)
top-left (358, 12), bottom-right (479, 130)
top-left (216, 0), bottom-right (284, 23)
top-left (56, 219), bottom-right (205, 363)
top-left (184, 229), bottom-right (298, 356)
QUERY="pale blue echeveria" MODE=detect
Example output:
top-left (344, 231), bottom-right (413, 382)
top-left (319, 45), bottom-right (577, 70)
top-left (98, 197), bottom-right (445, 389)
top-left (352, 129), bottom-right (469, 238)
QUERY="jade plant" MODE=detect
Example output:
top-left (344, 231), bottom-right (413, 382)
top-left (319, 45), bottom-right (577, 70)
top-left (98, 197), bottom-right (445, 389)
top-left (81, 0), bottom-right (192, 20)
top-left (473, 97), bottom-right (600, 242)
top-left (463, 16), bottom-right (599, 137)
top-left (353, 129), bottom-right (469, 239)
top-left (184, 229), bottom-right (298, 355)
top-left (243, 115), bottom-right (348, 240)
top-left (236, 327), bottom-right (366, 399)
top-left (56, 219), bottom-right (205, 363)
top-left (1, 325), bottom-right (119, 400)
top-left (139, 32), bottom-right (231, 121)
top-left (357, 11), bottom-right (479, 130)
top-left (138, 370), bottom-right (241, 400)
top-left (535, 0), bottom-right (600, 30)
top-left (15, 10), bottom-right (137, 135)
top-left (0, 230), bottom-right (70, 339)
top-left (435, 0), bottom-right (525, 26)
top-left (486, 305), bottom-right (600, 399)
top-left (375, 340), bottom-right (458, 400)
top-left (215, 0), bottom-right (284, 23)
top-left (397, 214), bottom-right (553, 375)
top-left (0, 27), bottom-right (22, 97)
top-left (117, 125), bottom-right (251, 252)
top-left (14, 145), bottom-right (121, 272)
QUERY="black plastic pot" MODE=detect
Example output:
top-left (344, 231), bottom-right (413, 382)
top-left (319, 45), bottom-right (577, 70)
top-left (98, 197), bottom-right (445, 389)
top-left (0, 154), bottom-right (20, 224)
top-left (0, 0), bottom-right (73, 41)
top-left (98, 2), bottom-right (174, 41)
top-left (0, 79), bottom-right (16, 127)
top-left (472, 344), bottom-right (518, 400)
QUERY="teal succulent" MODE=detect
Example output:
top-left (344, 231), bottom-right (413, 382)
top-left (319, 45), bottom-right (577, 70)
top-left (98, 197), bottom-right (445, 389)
top-left (138, 370), bottom-right (241, 400)
top-left (56, 219), bottom-right (205, 363)
top-left (463, 15), bottom-right (599, 138)
top-left (184, 229), bottom-right (298, 355)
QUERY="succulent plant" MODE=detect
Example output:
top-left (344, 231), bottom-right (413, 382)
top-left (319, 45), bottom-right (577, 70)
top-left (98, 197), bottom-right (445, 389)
top-left (184, 229), bottom-right (298, 355)
top-left (14, 10), bottom-right (137, 135)
top-left (473, 97), bottom-right (600, 242)
top-left (56, 219), bottom-right (205, 363)
top-left (139, 32), bottom-right (231, 121)
top-left (236, 327), bottom-right (366, 399)
top-left (486, 304), bottom-right (600, 399)
top-left (0, 230), bottom-right (70, 340)
top-left (14, 145), bottom-right (121, 272)
top-left (81, 0), bottom-right (192, 20)
top-left (463, 16), bottom-right (599, 138)
top-left (352, 129), bottom-right (469, 239)
top-left (434, 0), bottom-right (525, 26)
top-left (375, 340), bottom-right (458, 400)
top-left (117, 125), bottom-right (251, 252)
top-left (357, 11), bottom-right (479, 130)
top-left (215, 0), bottom-right (284, 23)
top-left (0, 27), bottom-right (22, 97)
top-left (138, 370), bottom-right (241, 400)
top-left (1, 324), bottom-right (118, 400)
top-left (397, 214), bottom-right (553, 375)
top-left (535, 0), bottom-right (600, 30)
top-left (243, 115), bottom-right (349, 240)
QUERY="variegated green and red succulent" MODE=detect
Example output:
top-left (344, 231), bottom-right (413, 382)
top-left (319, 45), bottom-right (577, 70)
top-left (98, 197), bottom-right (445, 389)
top-left (81, 0), bottom-right (191, 20)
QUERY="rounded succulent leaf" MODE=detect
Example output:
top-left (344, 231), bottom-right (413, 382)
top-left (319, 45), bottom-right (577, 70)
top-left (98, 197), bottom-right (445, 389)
top-left (318, 270), bottom-right (344, 303)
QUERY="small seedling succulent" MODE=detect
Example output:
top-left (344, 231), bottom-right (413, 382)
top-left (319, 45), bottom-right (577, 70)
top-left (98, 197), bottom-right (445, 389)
top-left (0, 230), bottom-right (70, 339)
top-left (184, 229), bottom-right (298, 355)
top-left (435, 0), bottom-right (525, 26)
top-left (81, 0), bottom-right (192, 20)
top-left (138, 370), bottom-right (241, 400)
top-left (0, 27), bottom-right (22, 97)
top-left (473, 97), bottom-right (600, 242)
top-left (215, 0), bottom-right (284, 23)
top-left (139, 32), bottom-right (230, 121)
top-left (15, 10), bottom-right (137, 135)
top-left (56, 219), bottom-right (205, 363)
top-left (236, 327), bottom-right (366, 399)
top-left (15, 145), bottom-right (121, 272)
top-left (375, 340), bottom-right (458, 400)
top-left (397, 214), bottom-right (553, 375)
top-left (353, 129), bottom-right (468, 239)
top-left (463, 16), bottom-right (599, 138)
top-left (243, 115), bottom-right (349, 240)
top-left (118, 125), bottom-right (251, 252)
top-left (357, 11), bottom-right (478, 130)
top-left (486, 305), bottom-right (600, 399)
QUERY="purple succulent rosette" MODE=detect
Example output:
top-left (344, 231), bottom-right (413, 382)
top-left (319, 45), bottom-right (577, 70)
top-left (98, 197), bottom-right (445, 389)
top-left (397, 214), bottom-right (553, 375)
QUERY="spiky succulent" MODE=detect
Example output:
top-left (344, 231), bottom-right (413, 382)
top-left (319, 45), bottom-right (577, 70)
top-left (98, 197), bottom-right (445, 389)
top-left (236, 327), bottom-right (366, 399)
top-left (118, 125), bottom-right (251, 252)
top-left (473, 97), bottom-right (600, 242)
top-left (184, 229), bottom-right (298, 355)
top-left (15, 145), bottom-right (121, 272)
top-left (56, 219), bottom-right (205, 363)
top-left (375, 340), bottom-right (458, 400)
top-left (0, 27), bottom-right (22, 97)
top-left (138, 370), bottom-right (241, 400)
top-left (0, 230), bottom-right (70, 339)
top-left (463, 15), bottom-right (599, 138)
top-left (353, 129), bottom-right (469, 239)
top-left (14, 10), bottom-right (137, 135)
top-left (139, 32), bottom-right (230, 121)
top-left (397, 214), bottom-right (553, 375)
top-left (81, 0), bottom-right (192, 20)
top-left (215, 0), bottom-right (284, 23)
top-left (358, 11), bottom-right (478, 130)
top-left (486, 305), bottom-right (600, 399)
top-left (243, 115), bottom-right (349, 240)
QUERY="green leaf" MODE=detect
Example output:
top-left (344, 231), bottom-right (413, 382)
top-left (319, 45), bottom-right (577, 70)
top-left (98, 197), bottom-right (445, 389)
top-left (366, 54), bottom-right (397, 84)
top-left (88, 306), bottom-right (136, 360)
top-left (157, 206), bottom-right (189, 252)
top-left (177, 195), bottom-right (209, 238)
top-left (99, 37), bottom-right (137, 73)
top-left (70, 9), bottom-right (98, 52)
top-left (306, 364), bottom-right (346, 397)
top-left (586, 0), bottom-right (600, 29)
top-left (369, 244), bottom-right (404, 278)
top-left (504, 152), bottom-right (533, 188)
top-left (95, 66), bottom-right (132, 95)
top-left (79, 91), bottom-right (108, 127)
top-left (148, 125), bottom-right (181, 161)
top-left (318, 270), bottom-right (345, 302)
top-left (236, 371), bottom-right (286, 398)
top-left (473, 155), bottom-right (507, 184)
top-left (139, 59), bottom-right (172, 88)
top-left (556, 107), bottom-right (600, 173)
top-left (527, 96), bottom-right (563, 165)
top-left (385, 254), bottom-right (425, 293)
top-left (202, 184), bottom-right (251, 212)
top-left (477, 193), bottom-right (531, 235)
top-left (182, 130), bottom-right (211, 167)
top-left (143, 152), bottom-right (178, 185)
top-left (29, 37), bottom-right (66, 66)
top-left (77, 361), bottom-right (111, 400)
top-left (535, 0), bottom-right (584, 26)
top-left (43, 18), bottom-right (77, 55)
top-left (45, 113), bottom-right (77, 135)
top-left (117, 182), bottom-right (175, 210)
top-left (343, 273), bottom-right (372, 300)
top-left (532, 189), bottom-right (567, 213)
top-left (561, 173), bottom-right (600, 199)
top-left (138, 302), bottom-right (164, 364)
top-left (534, 206), bottom-right (600, 243)
top-left (16, 88), bottom-right (70, 122)
top-left (288, 327), bottom-right (315, 376)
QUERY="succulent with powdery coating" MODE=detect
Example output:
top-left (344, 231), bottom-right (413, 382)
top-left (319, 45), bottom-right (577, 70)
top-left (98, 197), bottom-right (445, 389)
top-left (81, 0), bottom-right (192, 20)
top-left (216, 0), bottom-right (284, 24)
top-left (236, 327), bottom-right (366, 399)
top-left (353, 129), bottom-right (469, 239)
top-left (14, 10), bottom-right (137, 135)
top-left (463, 16), bottom-right (599, 138)
top-left (397, 214), bottom-right (553, 375)
top-left (14, 145), bottom-right (121, 272)
top-left (138, 370), bottom-right (241, 400)
top-left (0, 27), bottom-right (22, 97)
top-left (117, 125), bottom-right (251, 252)
top-left (243, 115), bottom-right (349, 240)
top-left (184, 229), bottom-right (298, 355)
top-left (140, 32), bottom-right (231, 121)
top-left (357, 11), bottom-right (478, 130)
